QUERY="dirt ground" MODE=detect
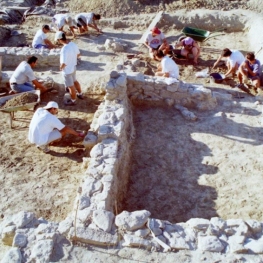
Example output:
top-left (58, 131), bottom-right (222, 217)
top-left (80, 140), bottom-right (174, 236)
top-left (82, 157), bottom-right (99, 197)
top-left (0, 10), bottom-right (260, 223)
top-left (1, 4), bottom-right (263, 262)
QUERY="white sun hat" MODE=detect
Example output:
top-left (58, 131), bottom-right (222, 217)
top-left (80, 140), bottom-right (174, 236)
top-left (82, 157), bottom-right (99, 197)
top-left (43, 101), bottom-right (59, 109)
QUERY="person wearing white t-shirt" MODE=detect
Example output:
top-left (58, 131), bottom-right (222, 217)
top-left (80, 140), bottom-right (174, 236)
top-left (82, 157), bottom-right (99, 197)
top-left (52, 14), bottom-right (76, 37)
top-left (212, 48), bottom-right (245, 77)
top-left (28, 101), bottom-right (85, 153)
top-left (32, 25), bottom-right (56, 49)
top-left (144, 27), bottom-right (169, 59)
top-left (75, 13), bottom-right (101, 34)
top-left (155, 50), bottom-right (179, 79)
top-left (9, 56), bottom-right (50, 93)
top-left (55, 31), bottom-right (83, 106)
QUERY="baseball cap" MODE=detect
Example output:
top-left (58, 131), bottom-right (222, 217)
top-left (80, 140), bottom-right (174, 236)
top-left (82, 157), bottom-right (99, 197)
top-left (151, 27), bottom-right (161, 34)
top-left (55, 31), bottom-right (65, 41)
top-left (43, 101), bottom-right (59, 109)
top-left (184, 37), bottom-right (194, 45)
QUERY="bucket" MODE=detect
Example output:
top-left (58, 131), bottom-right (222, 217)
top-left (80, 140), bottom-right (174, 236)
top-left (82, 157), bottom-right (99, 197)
top-left (210, 73), bottom-right (225, 84)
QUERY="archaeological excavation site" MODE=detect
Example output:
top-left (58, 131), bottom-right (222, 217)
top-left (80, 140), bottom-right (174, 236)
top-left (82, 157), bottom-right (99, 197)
top-left (1, 0), bottom-right (263, 262)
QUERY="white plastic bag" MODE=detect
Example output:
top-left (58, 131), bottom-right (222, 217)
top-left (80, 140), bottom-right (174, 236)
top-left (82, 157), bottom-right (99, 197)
top-left (195, 68), bottom-right (209, 78)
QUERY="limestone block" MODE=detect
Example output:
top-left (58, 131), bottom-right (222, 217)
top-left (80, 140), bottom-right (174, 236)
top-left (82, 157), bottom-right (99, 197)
top-left (35, 222), bottom-right (58, 235)
top-left (68, 227), bottom-right (118, 246)
top-left (212, 91), bottom-right (232, 101)
top-left (98, 112), bottom-right (117, 126)
top-left (210, 217), bottom-right (226, 230)
top-left (187, 218), bottom-right (210, 231)
top-left (167, 84), bottom-right (179, 92)
top-left (175, 105), bottom-right (197, 121)
top-left (115, 107), bottom-right (125, 121)
top-left (98, 125), bottom-right (115, 140)
top-left (1, 247), bottom-right (22, 263)
top-left (12, 211), bottom-right (35, 228)
top-left (132, 228), bottom-right (151, 238)
top-left (102, 139), bottom-right (118, 158)
top-left (77, 207), bottom-right (93, 223)
top-left (236, 223), bottom-right (249, 237)
top-left (224, 227), bottom-right (236, 236)
top-left (206, 224), bottom-right (221, 236)
top-left (93, 210), bottom-right (115, 232)
top-left (90, 143), bottom-right (104, 158)
top-left (177, 82), bottom-right (190, 92)
top-left (112, 42), bottom-right (124, 52)
top-left (112, 120), bottom-right (124, 137)
top-left (36, 232), bottom-right (56, 241)
top-left (86, 165), bottom-right (104, 179)
top-left (115, 210), bottom-right (151, 231)
top-left (2, 225), bottom-right (16, 245)
top-left (58, 216), bottom-right (73, 236)
top-left (226, 219), bottom-right (244, 227)
top-left (79, 195), bottom-right (91, 210)
top-left (30, 239), bottom-right (54, 263)
top-left (227, 235), bottom-right (246, 253)
top-left (123, 234), bottom-right (152, 249)
top-left (244, 237), bottom-right (263, 253)
top-left (160, 89), bottom-right (177, 99)
top-left (189, 85), bottom-right (212, 100)
top-left (163, 231), bottom-right (190, 250)
top-left (144, 91), bottom-right (162, 99)
top-left (83, 131), bottom-right (98, 149)
top-left (0, 47), bottom-right (6, 55)
top-left (126, 72), bottom-right (145, 82)
top-left (12, 233), bottom-right (27, 248)
top-left (97, 201), bottom-right (106, 210)
top-left (246, 220), bottom-right (262, 234)
top-left (198, 236), bottom-right (224, 252)
top-left (82, 177), bottom-right (102, 196)
top-left (116, 75), bottom-right (127, 87)
top-left (147, 218), bottom-right (164, 236)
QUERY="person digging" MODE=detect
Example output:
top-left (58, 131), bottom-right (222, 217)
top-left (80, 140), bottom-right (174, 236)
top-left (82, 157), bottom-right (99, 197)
top-left (28, 101), bottom-right (85, 153)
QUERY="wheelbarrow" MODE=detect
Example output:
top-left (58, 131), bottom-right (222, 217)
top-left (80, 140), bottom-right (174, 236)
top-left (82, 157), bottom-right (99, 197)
top-left (0, 90), bottom-right (40, 128)
top-left (181, 26), bottom-right (225, 42)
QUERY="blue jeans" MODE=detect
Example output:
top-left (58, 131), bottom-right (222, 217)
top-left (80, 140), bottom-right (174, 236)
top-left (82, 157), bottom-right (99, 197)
top-left (34, 44), bottom-right (49, 49)
top-left (11, 82), bottom-right (35, 93)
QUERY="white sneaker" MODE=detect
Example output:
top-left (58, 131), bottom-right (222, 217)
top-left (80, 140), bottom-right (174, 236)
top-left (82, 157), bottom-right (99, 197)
top-left (38, 145), bottom-right (50, 153)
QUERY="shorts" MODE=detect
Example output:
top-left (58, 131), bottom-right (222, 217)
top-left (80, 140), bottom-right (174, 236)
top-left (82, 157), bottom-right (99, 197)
top-left (248, 74), bottom-right (260, 81)
top-left (77, 17), bottom-right (87, 27)
top-left (34, 44), bottom-right (49, 49)
top-left (10, 82), bottom-right (34, 93)
top-left (63, 69), bottom-right (77, 87)
top-left (46, 129), bottom-right (62, 144)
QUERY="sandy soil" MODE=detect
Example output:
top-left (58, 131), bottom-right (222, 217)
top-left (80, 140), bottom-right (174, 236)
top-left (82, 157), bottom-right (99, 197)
top-left (1, 4), bottom-right (263, 261)
top-left (0, 6), bottom-right (261, 227)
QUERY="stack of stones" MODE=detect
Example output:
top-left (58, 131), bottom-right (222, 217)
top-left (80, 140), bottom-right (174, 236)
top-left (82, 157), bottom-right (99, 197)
top-left (0, 47), bottom-right (60, 68)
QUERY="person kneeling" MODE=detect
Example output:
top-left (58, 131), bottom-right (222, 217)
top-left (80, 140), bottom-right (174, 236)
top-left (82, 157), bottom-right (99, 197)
top-left (238, 52), bottom-right (261, 89)
top-left (155, 50), bottom-right (179, 79)
top-left (28, 101), bottom-right (85, 153)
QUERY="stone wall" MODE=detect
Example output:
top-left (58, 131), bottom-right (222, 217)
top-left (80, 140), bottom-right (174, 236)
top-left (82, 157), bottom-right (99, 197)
top-left (2, 72), bottom-right (260, 262)
top-left (0, 47), bottom-right (60, 69)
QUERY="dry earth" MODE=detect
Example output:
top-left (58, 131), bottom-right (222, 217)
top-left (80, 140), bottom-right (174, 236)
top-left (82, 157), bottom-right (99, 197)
top-left (1, 0), bottom-right (263, 262)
